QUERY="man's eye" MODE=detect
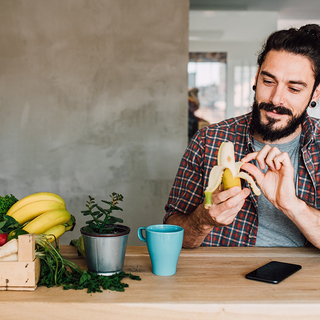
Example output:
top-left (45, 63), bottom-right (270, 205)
top-left (289, 87), bottom-right (300, 93)
top-left (263, 79), bottom-right (274, 85)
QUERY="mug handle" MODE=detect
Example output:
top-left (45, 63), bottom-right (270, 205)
top-left (137, 227), bottom-right (147, 242)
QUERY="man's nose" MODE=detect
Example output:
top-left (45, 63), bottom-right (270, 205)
top-left (269, 85), bottom-right (285, 106)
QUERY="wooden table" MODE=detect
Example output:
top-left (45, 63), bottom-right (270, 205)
top-left (1, 245), bottom-right (320, 319)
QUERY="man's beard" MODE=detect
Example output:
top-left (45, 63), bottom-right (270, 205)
top-left (251, 100), bottom-right (307, 142)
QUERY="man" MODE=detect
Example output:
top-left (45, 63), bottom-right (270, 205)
top-left (164, 24), bottom-right (320, 249)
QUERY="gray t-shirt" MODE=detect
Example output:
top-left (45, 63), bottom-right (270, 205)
top-left (254, 135), bottom-right (306, 247)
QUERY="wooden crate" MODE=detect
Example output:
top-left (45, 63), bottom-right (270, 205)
top-left (0, 233), bottom-right (40, 291)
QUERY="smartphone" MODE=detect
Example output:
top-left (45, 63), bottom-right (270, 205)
top-left (245, 261), bottom-right (302, 284)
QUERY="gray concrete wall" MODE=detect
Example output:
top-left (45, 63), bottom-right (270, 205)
top-left (0, 0), bottom-right (189, 245)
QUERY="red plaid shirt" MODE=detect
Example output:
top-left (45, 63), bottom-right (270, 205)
top-left (164, 112), bottom-right (320, 246)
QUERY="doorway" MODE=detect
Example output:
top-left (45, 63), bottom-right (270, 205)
top-left (188, 52), bottom-right (227, 141)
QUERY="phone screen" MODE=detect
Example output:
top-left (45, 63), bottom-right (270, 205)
top-left (245, 261), bottom-right (302, 284)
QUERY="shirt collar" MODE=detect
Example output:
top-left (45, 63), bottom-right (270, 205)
top-left (300, 112), bottom-right (315, 148)
top-left (246, 112), bottom-right (255, 152)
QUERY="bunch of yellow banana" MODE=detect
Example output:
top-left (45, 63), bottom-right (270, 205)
top-left (6, 192), bottom-right (75, 242)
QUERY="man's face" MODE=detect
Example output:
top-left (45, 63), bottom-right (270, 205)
top-left (252, 50), bottom-right (316, 142)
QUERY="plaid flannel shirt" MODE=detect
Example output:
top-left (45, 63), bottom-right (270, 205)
top-left (164, 112), bottom-right (320, 246)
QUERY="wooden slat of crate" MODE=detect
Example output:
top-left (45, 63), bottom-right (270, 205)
top-left (0, 233), bottom-right (40, 291)
top-left (0, 258), bottom-right (40, 291)
top-left (18, 233), bottom-right (35, 262)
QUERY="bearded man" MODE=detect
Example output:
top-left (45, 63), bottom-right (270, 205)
top-left (164, 24), bottom-right (320, 249)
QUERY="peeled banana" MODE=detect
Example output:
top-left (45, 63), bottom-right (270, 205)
top-left (204, 141), bottom-right (261, 209)
top-left (23, 208), bottom-right (71, 234)
top-left (7, 192), bottom-right (65, 219)
top-left (43, 224), bottom-right (66, 242)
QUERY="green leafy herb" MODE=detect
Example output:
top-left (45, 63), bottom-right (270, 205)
top-left (36, 235), bottom-right (140, 293)
top-left (0, 194), bottom-right (19, 233)
top-left (81, 193), bottom-right (124, 234)
top-left (0, 194), bottom-right (18, 215)
top-left (62, 271), bottom-right (140, 293)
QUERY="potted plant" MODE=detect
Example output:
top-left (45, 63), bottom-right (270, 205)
top-left (80, 192), bottom-right (130, 276)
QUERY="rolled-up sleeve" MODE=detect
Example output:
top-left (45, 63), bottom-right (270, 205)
top-left (164, 133), bottom-right (205, 223)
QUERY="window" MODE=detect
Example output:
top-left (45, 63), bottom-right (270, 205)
top-left (234, 65), bottom-right (257, 116)
top-left (188, 53), bottom-right (227, 132)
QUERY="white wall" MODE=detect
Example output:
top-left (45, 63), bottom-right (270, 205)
top-left (0, 0), bottom-right (189, 245)
top-left (189, 11), bottom-right (278, 118)
top-left (189, 11), bottom-right (320, 119)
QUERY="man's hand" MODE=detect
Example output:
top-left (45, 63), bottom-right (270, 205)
top-left (241, 145), bottom-right (298, 214)
top-left (166, 186), bottom-right (250, 248)
top-left (207, 186), bottom-right (251, 226)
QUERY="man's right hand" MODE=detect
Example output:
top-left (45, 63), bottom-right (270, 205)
top-left (207, 186), bottom-right (251, 227)
top-left (166, 186), bottom-right (250, 248)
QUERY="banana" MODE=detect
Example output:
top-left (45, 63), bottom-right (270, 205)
top-left (204, 141), bottom-right (261, 209)
top-left (9, 200), bottom-right (66, 225)
top-left (43, 224), bottom-right (66, 242)
top-left (22, 208), bottom-right (71, 234)
top-left (63, 214), bottom-right (76, 231)
top-left (7, 192), bottom-right (65, 217)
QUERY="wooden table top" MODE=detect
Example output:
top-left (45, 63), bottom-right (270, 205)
top-left (2, 245), bottom-right (320, 320)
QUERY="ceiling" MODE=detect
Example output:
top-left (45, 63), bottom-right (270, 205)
top-left (189, 0), bottom-right (320, 20)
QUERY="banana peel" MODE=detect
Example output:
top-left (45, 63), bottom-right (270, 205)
top-left (204, 141), bottom-right (261, 209)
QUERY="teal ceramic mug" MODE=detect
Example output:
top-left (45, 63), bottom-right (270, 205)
top-left (137, 224), bottom-right (184, 276)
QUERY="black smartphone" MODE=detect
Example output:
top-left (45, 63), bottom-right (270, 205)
top-left (245, 261), bottom-right (302, 284)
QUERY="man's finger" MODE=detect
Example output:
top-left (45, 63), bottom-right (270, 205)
top-left (241, 162), bottom-right (264, 185)
top-left (211, 186), bottom-right (241, 205)
top-left (241, 152), bottom-right (258, 163)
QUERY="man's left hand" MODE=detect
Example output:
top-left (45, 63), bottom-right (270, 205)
top-left (241, 145), bottom-right (298, 214)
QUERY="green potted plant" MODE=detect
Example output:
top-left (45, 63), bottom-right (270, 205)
top-left (80, 192), bottom-right (130, 276)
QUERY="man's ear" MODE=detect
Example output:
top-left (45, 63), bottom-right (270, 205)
top-left (312, 83), bottom-right (320, 103)
top-left (254, 67), bottom-right (260, 85)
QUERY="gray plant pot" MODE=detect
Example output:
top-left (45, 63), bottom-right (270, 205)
top-left (80, 225), bottom-right (130, 276)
